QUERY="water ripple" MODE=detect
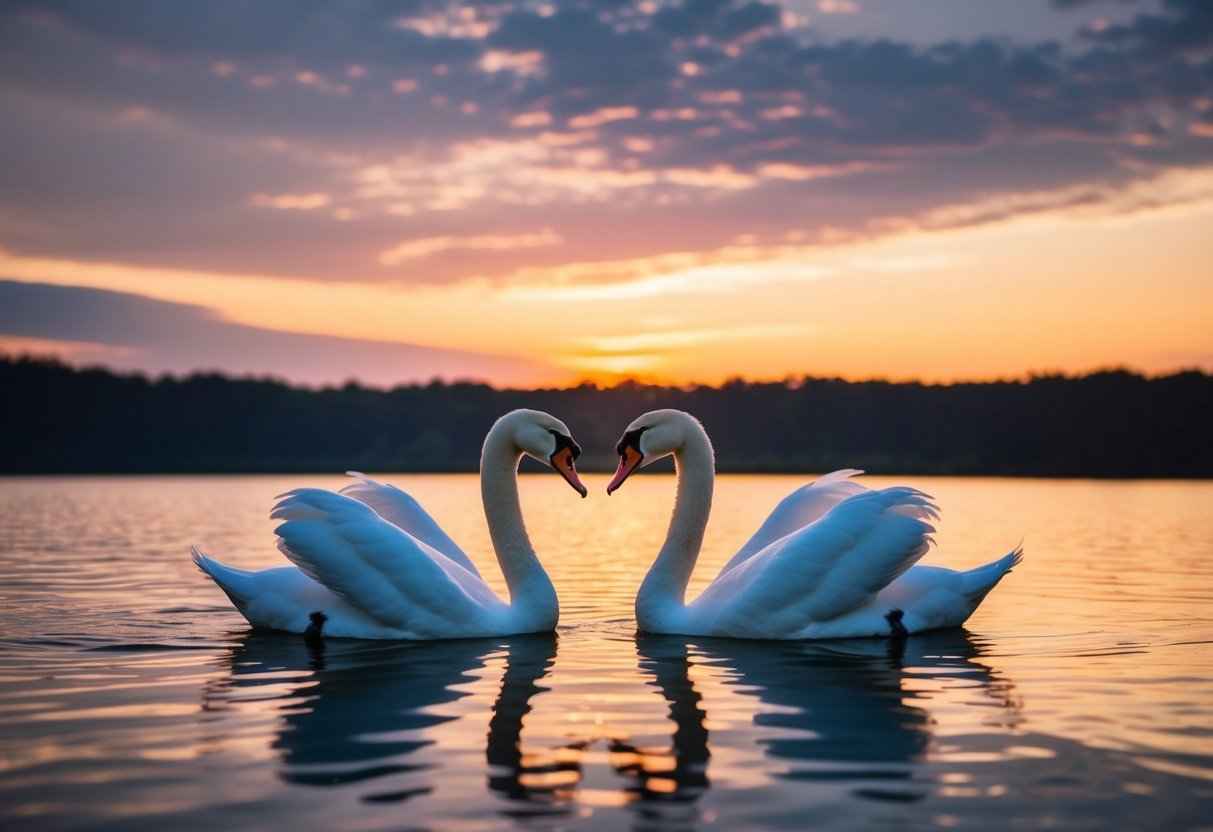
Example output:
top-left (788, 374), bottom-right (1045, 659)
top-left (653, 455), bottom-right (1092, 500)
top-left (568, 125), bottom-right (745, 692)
top-left (0, 474), bottom-right (1211, 830)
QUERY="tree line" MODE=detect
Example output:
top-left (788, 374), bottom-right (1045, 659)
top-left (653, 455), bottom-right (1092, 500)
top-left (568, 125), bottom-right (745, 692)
top-left (2, 355), bottom-right (1210, 477)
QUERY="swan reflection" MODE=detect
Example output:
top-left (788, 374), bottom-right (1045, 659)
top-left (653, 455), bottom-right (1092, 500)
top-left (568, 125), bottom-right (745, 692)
top-left (205, 632), bottom-right (561, 807)
top-left (631, 629), bottom-right (1019, 821)
top-left (484, 634), bottom-right (581, 808)
top-left (611, 635), bottom-right (711, 831)
top-left (202, 629), bottom-right (1019, 825)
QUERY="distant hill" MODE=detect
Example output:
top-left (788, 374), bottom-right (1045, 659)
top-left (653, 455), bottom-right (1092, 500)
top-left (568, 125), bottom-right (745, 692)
top-left (3, 355), bottom-right (1210, 477)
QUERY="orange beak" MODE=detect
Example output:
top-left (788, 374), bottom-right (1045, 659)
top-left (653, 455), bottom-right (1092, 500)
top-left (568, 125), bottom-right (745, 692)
top-left (550, 446), bottom-right (588, 497)
top-left (606, 445), bottom-right (644, 495)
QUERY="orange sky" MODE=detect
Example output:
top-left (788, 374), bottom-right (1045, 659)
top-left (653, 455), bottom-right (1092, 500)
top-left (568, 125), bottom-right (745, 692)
top-left (4, 196), bottom-right (1210, 387)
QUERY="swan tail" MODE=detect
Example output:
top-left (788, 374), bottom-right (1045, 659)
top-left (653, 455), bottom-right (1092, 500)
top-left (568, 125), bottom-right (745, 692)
top-left (960, 543), bottom-right (1024, 605)
top-left (191, 545), bottom-right (257, 615)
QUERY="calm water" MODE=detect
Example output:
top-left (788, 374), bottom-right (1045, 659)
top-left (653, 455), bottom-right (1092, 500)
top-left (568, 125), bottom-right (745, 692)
top-left (1, 474), bottom-right (1212, 831)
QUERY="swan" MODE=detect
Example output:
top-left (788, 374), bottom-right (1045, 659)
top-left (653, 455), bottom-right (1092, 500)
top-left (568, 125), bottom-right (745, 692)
top-left (607, 409), bottom-right (1022, 639)
top-left (191, 409), bottom-right (586, 639)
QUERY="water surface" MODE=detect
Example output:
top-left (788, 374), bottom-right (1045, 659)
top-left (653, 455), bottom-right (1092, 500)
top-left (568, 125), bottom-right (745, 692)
top-left (2, 474), bottom-right (1211, 830)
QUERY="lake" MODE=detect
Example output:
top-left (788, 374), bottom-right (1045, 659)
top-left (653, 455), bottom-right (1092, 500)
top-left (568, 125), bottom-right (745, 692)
top-left (1, 473), bottom-right (1211, 830)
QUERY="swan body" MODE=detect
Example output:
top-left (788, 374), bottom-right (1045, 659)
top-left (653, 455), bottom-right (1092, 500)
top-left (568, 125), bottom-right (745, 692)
top-left (192, 409), bottom-right (586, 639)
top-left (608, 410), bottom-right (1021, 640)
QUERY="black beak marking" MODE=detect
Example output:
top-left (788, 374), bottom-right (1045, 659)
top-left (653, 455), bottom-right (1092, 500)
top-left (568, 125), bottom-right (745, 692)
top-left (615, 426), bottom-right (648, 458)
top-left (548, 429), bottom-right (582, 465)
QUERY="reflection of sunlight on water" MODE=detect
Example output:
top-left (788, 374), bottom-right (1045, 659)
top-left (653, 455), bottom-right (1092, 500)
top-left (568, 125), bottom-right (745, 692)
top-left (483, 628), bottom-right (708, 823)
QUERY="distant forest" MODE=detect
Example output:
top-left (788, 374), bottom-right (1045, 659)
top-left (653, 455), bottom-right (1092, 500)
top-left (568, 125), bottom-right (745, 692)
top-left (3, 355), bottom-right (1211, 477)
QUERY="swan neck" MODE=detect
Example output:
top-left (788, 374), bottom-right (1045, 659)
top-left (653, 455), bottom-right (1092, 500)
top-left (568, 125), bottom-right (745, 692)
top-left (640, 425), bottom-right (714, 611)
top-left (481, 426), bottom-right (555, 614)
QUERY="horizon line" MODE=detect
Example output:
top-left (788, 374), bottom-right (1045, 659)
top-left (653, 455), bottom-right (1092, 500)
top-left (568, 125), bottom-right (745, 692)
top-left (5, 350), bottom-right (1209, 394)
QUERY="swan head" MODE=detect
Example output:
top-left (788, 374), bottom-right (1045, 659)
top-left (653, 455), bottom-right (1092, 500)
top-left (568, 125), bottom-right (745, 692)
top-left (502, 409), bottom-right (588, 497)
top-left (606, 409), bottom-right (704, 494)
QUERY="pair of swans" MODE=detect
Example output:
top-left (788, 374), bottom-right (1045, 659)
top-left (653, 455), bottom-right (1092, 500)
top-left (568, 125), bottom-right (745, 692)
top-left (193, 409), bottom-right (1021, 641)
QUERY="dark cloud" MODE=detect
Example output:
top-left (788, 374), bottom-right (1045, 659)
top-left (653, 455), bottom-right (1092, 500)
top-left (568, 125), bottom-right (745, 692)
top-left (1080, 0), bottom-right (1213, 59)
top-left (1, 0), bottom-right (454, 64)
top-left (651, 0), bottom-right (781, 40)
top-left (0, 3), bottom-right (488, 150)
top-left (1050, 0), bottom-right (1141, 8)
top-left (0, 1), bottom-right (1193, 154)
top-left (0, 280), bottom-right (555, 386)
top-left (489, 5), bottom-right (678, 117)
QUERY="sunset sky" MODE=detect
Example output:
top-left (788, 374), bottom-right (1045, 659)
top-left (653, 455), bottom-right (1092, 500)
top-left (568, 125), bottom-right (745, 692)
top-left (1, 0), bottom-right (1211, 388)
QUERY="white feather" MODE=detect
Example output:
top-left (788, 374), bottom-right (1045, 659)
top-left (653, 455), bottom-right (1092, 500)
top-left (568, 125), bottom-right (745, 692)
top-left (191, 410), bottom-right (575, 639)
top-left (339, 472), bottom-right (481, 577)
top-left (625, 410), bottom-right (1021, 640)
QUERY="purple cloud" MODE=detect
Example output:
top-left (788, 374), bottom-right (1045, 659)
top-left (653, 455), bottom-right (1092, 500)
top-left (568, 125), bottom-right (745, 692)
top-left (0, 279), bottom-right (556, 386)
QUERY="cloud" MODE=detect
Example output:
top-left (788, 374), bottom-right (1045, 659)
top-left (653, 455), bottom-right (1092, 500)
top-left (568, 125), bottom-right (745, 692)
top-left (500, 242), bottom-right (838, 301)
top-left (1079, 0), bottom-right (1213, 60)
top-left (0, 0), bottom-right (1210, 292)
top-left (378, 229), bottom-right (562, 265)
top-left (573, 323), bottom-right (817, 355)
top-left (912, 165), bottom-right (1213, 232)
top-left (249, 191), bottom-right (331, 210)
top-left (567, 106), bottom-right (640, 130)
top-left (1050, 0), bottom-right (1137, 8)
top-left (817, 0), bottom-right (860, 14)
top-left (561, 322), bottom-right (816, 377)
top-left (0, 279), bottom-right (556, 387)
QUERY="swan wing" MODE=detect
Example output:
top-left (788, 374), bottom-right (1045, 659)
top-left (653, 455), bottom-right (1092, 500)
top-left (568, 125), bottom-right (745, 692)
top-left (720, 469), bottom-right (868, 573)
top-left (693, 487), bottom-right (938, 631)
top-left (271, 488), bottom-right (502, 634)
top-left (339, 471), bottom-right (481, 577)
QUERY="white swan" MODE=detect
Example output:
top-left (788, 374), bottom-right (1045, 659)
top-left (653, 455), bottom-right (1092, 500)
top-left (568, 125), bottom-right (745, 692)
top-left (607, 409), bottom-right (1022, 639)
top-left (192, 409), bottom-right (586, 639)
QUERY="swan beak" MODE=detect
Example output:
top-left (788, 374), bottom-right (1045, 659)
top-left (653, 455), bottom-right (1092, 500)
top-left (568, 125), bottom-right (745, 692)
top-left (550, 447), bottom-right (588, 497)
top-left (607, 445), bottom-right (643, 495)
